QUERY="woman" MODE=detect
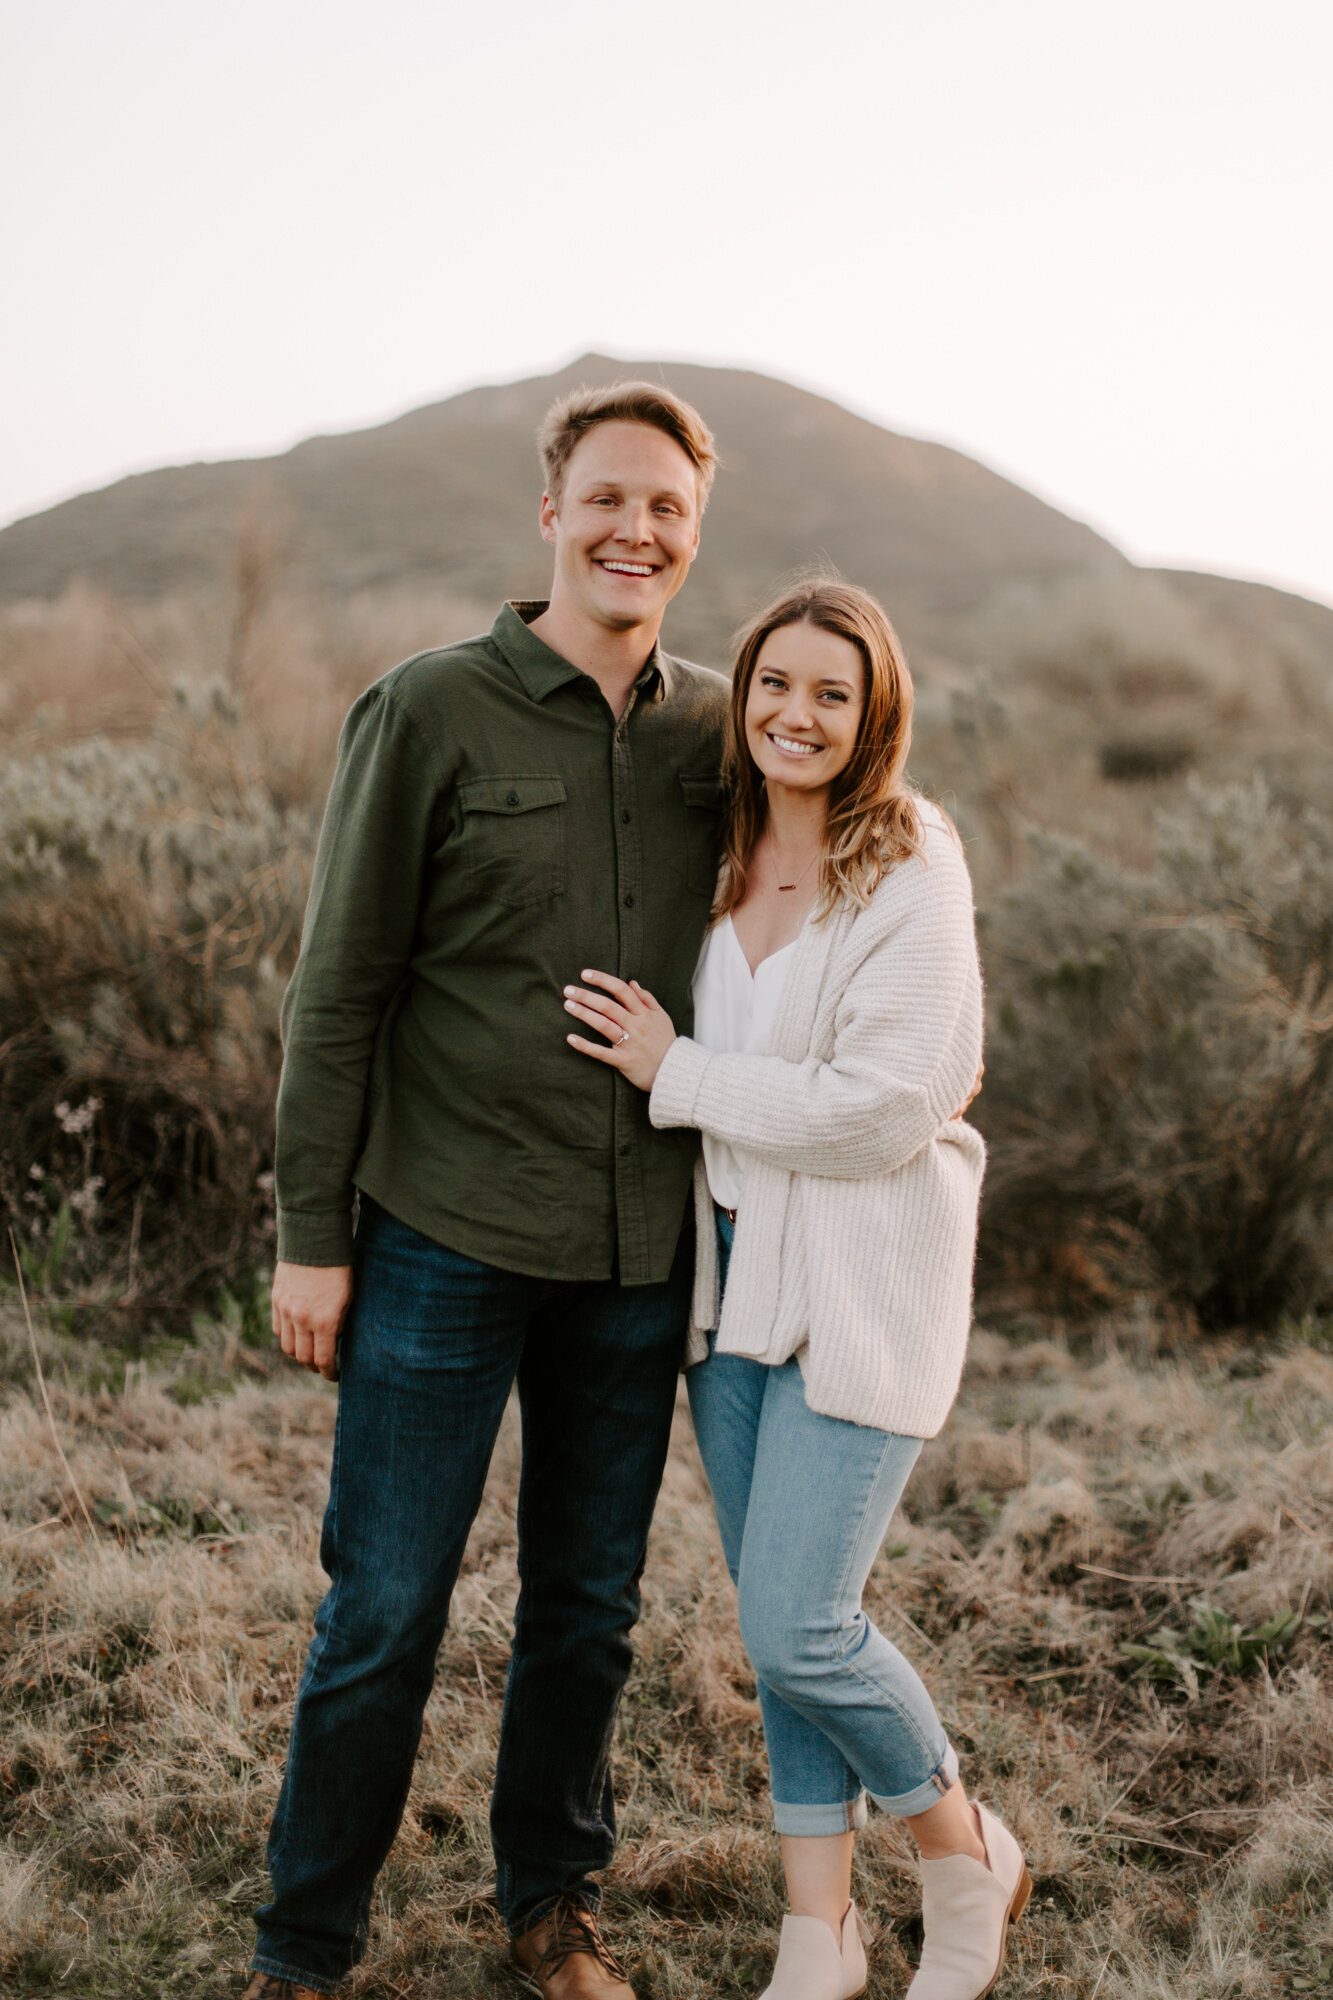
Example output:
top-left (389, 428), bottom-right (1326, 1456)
top-left (562, 579), bottom-right (1028, 2000)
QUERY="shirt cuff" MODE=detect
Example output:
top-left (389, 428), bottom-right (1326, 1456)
top-left (648, 1036), bottom-right (713, 1130)
top-left (276, 1205), bottom-right (356, 1266)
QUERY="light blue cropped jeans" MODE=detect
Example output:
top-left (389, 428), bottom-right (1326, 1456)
top-left (686, 1213), bottom-right (958, 1834)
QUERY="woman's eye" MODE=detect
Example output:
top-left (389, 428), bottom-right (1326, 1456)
top-left (820, 690), bottom-right (850, 704)
top-left (759, 675), bottom-right (786, 690)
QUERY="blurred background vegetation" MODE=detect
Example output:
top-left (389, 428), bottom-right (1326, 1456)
top-left (2, 429), bottom-right (1330, 1336)
top-left (2, 356), bottom-right (1333, 1997)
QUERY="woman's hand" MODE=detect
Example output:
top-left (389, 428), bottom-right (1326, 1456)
top-left (954, 1061), bottom-right (984, 1119)
top-left (563, 970), bottom-right (677, 1091)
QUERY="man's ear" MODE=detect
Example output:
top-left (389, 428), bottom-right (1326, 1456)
top-left (538, 492), bottom-right (558, 546)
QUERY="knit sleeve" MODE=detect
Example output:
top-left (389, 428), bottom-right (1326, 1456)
top-left (648, 833), bottom-right (982, 1180)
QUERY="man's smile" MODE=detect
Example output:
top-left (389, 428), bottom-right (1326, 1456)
top-left (595, 559), bottom-right (661, 577)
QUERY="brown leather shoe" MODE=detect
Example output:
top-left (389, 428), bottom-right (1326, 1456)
top-left (510, 1897), bottom-right (636, 1998)
top-left (240, 1974), bottom-right (334, 1999)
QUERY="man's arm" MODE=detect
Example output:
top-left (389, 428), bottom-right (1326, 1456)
top-left (272, 679), bottom-right (446, 1370)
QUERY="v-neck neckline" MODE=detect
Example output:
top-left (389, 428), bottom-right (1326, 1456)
top-left (724, 912), bottom-right (801, 981)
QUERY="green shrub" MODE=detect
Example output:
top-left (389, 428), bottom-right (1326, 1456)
top-left (0, 722), bottom-right (310, 1312)
top-left (1099, 735), bottom-right (1195, 781)
top-left (977, 779), bottom-right (1333, 1325)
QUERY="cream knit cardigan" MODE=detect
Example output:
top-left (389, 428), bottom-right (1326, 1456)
top-left (648, 802), bottom-right (984, 1440)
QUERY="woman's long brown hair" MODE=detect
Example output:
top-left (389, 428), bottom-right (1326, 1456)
top-left (715, 577), bottom-right (924, 919)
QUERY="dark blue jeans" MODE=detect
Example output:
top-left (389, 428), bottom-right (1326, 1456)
top-left (253, 1196), bottom-right (691, 1993)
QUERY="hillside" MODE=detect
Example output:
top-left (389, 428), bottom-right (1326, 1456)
top-left (5, 354), bottom-right (1330, 702)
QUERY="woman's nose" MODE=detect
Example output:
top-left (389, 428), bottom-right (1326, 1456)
top-left (779, 694), bottom-right (815, 729)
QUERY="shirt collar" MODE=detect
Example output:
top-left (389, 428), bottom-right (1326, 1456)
top-left (493, 601), bottom-right (670, 704)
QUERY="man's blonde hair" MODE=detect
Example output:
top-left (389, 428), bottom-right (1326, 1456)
top-left (537, 380), bottom-right (717, 512)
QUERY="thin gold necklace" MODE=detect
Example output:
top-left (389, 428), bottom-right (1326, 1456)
top-left (767, 840), bottom-right (820, 893)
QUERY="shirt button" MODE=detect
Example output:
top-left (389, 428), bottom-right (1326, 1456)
top-left (506, 790), bottom-right (519, 806)
top-left (623, 893), bottom-right (634, 908)
top-left (621, 810), bottom-right (631, 824)
top-left (618, 1142), bottom-right (631, 1157)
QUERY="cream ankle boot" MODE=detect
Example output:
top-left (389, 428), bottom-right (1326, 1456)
top-left (758, 1901), bottom-right (869, 2000)
top-left (906, 1802), bottom-right (1031, 1999)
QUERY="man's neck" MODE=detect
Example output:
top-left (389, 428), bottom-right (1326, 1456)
top-left (527, 600), bottom-right (661, 717)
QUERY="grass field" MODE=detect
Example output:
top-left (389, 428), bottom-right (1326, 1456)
top-left (2, 1292), bottom-right (1331, 1999)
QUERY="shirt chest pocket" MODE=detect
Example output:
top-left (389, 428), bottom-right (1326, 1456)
top-left (458, 774), bottom-right (568, 908)
top-left (679, 773), bottom-right (726, 895)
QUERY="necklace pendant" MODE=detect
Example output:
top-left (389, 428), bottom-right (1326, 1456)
top-left (778, 883), bottom-right (796, 891)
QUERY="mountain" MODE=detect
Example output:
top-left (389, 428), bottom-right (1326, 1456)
top-left (1, 354), bottom-right (1329, 701)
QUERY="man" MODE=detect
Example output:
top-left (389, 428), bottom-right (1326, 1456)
top-left (243, 383), bottom-right (728, 2000)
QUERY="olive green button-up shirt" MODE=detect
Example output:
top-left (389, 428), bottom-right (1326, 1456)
top-left (275, 602), bottom-right (729, 1282)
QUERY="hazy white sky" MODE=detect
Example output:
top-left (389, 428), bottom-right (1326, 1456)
top-left (4, 0), bottom-right (1331, 604)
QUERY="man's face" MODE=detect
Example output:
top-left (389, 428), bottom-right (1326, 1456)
top-left (539, 420), bottom-right (701, 635)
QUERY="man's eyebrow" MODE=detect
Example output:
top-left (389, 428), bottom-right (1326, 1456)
top-left (574, 478), bottom-right (693, 503)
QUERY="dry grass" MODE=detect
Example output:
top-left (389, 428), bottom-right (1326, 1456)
top-left (2, 1293), bottom-right (1331, 1998)
top-left (0, 576), bottom-right (493, 814)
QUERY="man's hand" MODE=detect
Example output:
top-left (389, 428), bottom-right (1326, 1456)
top-left (271, 1261), bottom-right (353, 1382)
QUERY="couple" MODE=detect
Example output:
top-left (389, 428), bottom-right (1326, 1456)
top-left (245, 381), bottom-right (1027, 2000)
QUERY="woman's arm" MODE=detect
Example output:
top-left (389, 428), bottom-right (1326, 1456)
top-left (652, 845), bottom-right (982, 1180)
top-left (565, 834), bottom-right (983, 1182)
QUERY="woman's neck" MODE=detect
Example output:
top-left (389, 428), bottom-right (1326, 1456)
top-left (763, 783), bottom-right (828, 855)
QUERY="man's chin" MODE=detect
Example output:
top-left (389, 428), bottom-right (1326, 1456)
top-left (588, 597), bottom-right (667, 635)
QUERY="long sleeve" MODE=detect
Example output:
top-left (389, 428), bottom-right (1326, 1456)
top-left (649, 832), bottom-right (982, 1180)
top-left (274, 684), bottom-right (448, 1264)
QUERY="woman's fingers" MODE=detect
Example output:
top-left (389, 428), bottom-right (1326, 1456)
top-left (578, 969), bottom-right (642, 1008)
top-left (564, 994), bottom-right (627, 1042)
top-left (566, 1031), bottom-right (625, 1064)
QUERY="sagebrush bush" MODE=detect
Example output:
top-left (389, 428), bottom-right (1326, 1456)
top-left (977, 779), bottom-right (1333, 1324)
top-left (0, 718), bottom-right (310, 1311)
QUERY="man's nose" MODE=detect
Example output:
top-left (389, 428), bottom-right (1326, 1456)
top-left (614, 503), bottom-right (654, 544)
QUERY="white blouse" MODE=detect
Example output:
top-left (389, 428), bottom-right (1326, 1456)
top-left (690, 915), bottom-right (798, 1209)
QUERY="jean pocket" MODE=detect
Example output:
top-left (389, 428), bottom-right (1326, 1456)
top-left (459, 773), bottom-right (567, 908)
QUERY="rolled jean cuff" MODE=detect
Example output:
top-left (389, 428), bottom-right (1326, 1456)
top-left (772, 1791), bottom-right (870, 1835)
top-left (868, 1740), bottom-right (960, 1819)
top-left (250, 1956), bottom-right (340, 1997)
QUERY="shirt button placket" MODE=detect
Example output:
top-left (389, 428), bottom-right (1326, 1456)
top-left (611, 699), bottom-right (647, 1279)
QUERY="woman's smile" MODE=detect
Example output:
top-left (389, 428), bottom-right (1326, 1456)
top-left (767, 731), bottom-right (822, 759)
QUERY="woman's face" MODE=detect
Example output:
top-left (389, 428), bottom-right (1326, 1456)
top-left (744, 620), bottom-right (865, 799)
